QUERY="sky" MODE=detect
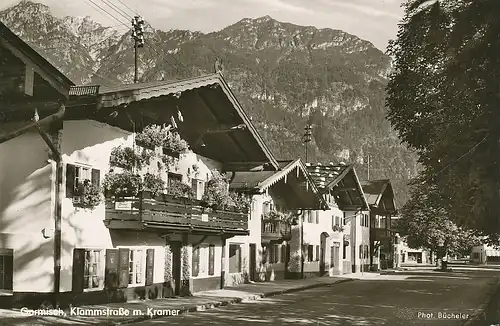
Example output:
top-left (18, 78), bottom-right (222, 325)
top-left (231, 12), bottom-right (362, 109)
top-left (0, 0), bottom-right (405, 51)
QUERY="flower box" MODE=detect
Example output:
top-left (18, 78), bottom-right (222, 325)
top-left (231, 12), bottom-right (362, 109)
top-left (162, 147), bottom-right (180, 158)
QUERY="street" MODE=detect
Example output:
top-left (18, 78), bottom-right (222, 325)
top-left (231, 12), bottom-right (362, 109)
top-left (131, 267), bottom-right (498, 326)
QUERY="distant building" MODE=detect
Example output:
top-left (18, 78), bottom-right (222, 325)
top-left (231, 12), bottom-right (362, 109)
top-left (470, 244), bottom-right (500, 264)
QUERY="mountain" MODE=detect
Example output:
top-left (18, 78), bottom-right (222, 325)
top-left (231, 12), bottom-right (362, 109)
top-left (0, 1), bottom-right (419, 206)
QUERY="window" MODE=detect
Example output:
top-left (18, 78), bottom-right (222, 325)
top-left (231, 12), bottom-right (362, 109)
top-left (280, 245), bottom-right (286, 263)
top-left (0, 249), bottom-right (13, 291)
top-left (315, 245), bottom-right (320, 261)
top-left (208, 245), bottom-right (215, 276)
top-left (360, 214), bottom-right (369, 227)
top-left (359, 245), bottom-right (363, 259)
top-left (343, 212), bottom-right (347, 225)
top-left (128, 249), bottom-right (145, 285)
top-left (315, 211), bottom-right (320, 224)
top-left (191, 179), bottom-right (205, 200)
top-left (66, 164), bottom-right (100, 198)
top-left (307, 211), bottom-right (314, 223)
top-left (268, 244), bottom-right (281, 264)
top-left (192, 246), bottom-right (200, 277)
top-left (343, 242), bottom-right (347, 259)
top-left (168, 173), bottom-right (182, 189)
top-left (84, 249), bottom-right (104, 290)
top-left (307, 245), bottom-right (314, 262)
top-left (229, 244), bottom-right (242, 273)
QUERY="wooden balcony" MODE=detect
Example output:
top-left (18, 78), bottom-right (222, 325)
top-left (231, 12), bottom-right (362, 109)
top-left (261, 220), bottom-right (292, 244)
top-left (104, 192), bottom-right (249, 236)
top-left (371, 228), bottom-right (392, 241)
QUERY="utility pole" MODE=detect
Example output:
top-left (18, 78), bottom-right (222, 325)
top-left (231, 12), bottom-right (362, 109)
top-left (131, 15), bottom-right (145, 83)
top-left (303, 125), bottom-right (312, 163)
top-left (367, 154), bottom-right (370, 181)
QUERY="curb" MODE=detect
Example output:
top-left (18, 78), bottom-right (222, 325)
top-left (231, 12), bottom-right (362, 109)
top-left (108, 278), bottom-right (354, 325)
top-left (463, 277), bottom-right (500, 326)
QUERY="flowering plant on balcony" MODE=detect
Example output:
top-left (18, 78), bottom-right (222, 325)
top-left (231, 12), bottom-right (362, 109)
top-left (262, 210), bottom-right (297, 225)
top-left (332, 225), bottom-right (344, 232)
top-left (229, 191), bottom-right (252, 213)
top-left (109, 146), bottom-right (150, 170)
top-left (74, 179), bottom-right (101, 209)
top-left (201, 169), bottom-right (234, 210)
top-left (166, 179), bottom-right (195, 199)
top-left (102, 171), bottom-right (142, 197)
top-left (135, 124), bottom-right (189, 156)
top-left (142, 173), bottom-right (165, 196)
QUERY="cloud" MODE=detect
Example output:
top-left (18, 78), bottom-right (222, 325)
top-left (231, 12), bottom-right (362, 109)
top-left (244, 0), bottom-right (315, 14)
top-left (319, 0), bottom-right (403, 19)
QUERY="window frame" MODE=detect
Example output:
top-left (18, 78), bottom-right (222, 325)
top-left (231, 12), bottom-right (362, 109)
top-left (128, 248), bottom-right (146, 287)
top-left (83, 249), bottom-right (105, 291)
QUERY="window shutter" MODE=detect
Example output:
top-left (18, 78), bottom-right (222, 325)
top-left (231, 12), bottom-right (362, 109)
top-left (4, 255), bottom-right (13, 290)
top-left (91, 169), bottom-right (100, 188)
top-left (117, 248), bottom-right (130, 288)
top-left (145, 249), bottom-right (155, 286)
top-left (208, 245), bottom-right (215, 276)
top-left (192, 247), bottom-right (199, 277)
top-left (280, 245), bottom-right (286, 263)
top-left (191, 179), bottom-right (198, 199)
top-left (66, 164), bottom-right (76, 198)
top-left (104, 249), bottom-right (119, 289)
top-left (315, 211), bottom-right (319, 224)
top-left (316, 245), bottom-right (319, 261)
top-left (72, 248), bottom-right (85, 292)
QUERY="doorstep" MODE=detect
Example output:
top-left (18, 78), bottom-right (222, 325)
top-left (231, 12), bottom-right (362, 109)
top-left (1, 276), bottom-right (354, 326)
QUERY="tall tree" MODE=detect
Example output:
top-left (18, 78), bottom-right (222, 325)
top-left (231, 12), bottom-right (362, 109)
top-left (398, 178), bottom-right (481, 267)
top-left (386, 0), bottom-right (500, 236)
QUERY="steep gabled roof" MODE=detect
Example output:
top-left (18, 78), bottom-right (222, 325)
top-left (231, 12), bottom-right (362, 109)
top-left (68, 73), bottom-right (278, 169)
top-left (229, 159), bottom-right (328, 210)
top-left (306, 162), bottom-right (369, 211)
top-left (0, 21), bottom-right (74, 98)
top-left (360, 179), bottom-right (397, 213)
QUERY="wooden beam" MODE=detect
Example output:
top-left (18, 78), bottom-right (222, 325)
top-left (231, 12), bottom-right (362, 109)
top-left (0, 38), bottom-right (69, 99)
top-left (24, 64), bottom-right (34, 96)
top-left (223, 161), bottom-right (274, 172)
top-left (333, 187), bottom-right (356, 193)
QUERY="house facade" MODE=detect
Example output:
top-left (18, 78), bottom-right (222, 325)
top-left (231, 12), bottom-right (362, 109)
top-left (305, 163), bottom-right (370, 275)
top-left (229, 159), bottom-right (328, 281)
top-left (361, 179), bottom-right (398, 270)
top-left (0, 23), bottom-right (286, 308)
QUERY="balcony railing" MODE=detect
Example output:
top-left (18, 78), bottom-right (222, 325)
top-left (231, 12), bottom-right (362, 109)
top-left (261, 220), bottom-right (291, 243)
top-left (104, 191), bottom-right (248, 235)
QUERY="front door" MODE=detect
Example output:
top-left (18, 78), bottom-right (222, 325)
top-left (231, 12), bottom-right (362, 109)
top-left (170, 242), bottom-right (182, 295)
top-left (249, 243), bottom-right (256, 281)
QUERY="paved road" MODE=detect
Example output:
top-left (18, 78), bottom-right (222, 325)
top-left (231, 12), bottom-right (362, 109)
top-left (131, 268), bottom-right (499, 326)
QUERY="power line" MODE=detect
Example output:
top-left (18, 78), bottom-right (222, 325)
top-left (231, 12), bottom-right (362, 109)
top-left (100, 0), bottom-right (133, 21)
top-left (80, 0), bottom-right (191, 80)
top-left (422, 134), bottom-right (490, 183)
top-left (115, 0), bottom-right (138, 16)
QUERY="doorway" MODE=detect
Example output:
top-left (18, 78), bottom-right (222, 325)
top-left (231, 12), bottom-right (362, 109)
top-left (170, 242), bottom-right (182, 295)
top-left (320, 232), bottom-right (329, 276)
top-left (249, 243), bottom-right (256, 281)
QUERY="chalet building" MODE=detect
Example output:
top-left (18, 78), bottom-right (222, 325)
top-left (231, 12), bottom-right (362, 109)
top-left (305, 163), bottom-right (370, 275)
top-left (228, 159), bottom-right (328, 282)
top-left (0, 22), bottom-right (284, 308)
top-left (0, 22), bottom-right (74, 306)
top-left (360, 179), bottom-right (398, 270)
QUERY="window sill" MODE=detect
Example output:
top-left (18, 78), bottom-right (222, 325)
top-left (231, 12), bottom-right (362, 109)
top-left (127, 283), bottom-right (146, 288)
top-left (0, 290), bottom-right (13, 296)
top-left (192, 274), bottom-right (218, 279)
top-left (84, 287), bottom-right (104, 292)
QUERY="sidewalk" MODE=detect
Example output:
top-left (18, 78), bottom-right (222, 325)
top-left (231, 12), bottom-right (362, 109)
top-left (1, 276), bottom-right (355, 326)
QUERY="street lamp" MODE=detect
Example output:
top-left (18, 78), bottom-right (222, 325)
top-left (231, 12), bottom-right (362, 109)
top-left (303, 125), bottom-right (312, 163)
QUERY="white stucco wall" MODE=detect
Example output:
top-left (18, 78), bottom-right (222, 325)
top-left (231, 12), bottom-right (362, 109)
top-left (302, 207), bottom-right (343, 275)
top-left (59, 120), bottom-right (226, 292)
top-left (0, 130), bottom-right (55, 292)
